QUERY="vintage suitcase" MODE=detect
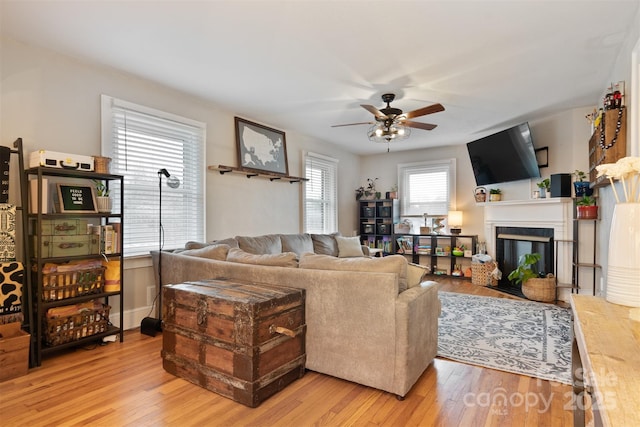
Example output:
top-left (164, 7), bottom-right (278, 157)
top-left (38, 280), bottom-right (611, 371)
top-left (40, 219), bottom-right (89, 236)
top-left (29, 150), bottom-right (94, 171)
top-left (32, 234), bottom-right (99, 258)
top-left (162, 279), bottom-right (306, 407)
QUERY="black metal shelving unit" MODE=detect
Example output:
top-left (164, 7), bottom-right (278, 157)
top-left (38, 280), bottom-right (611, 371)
top-left (25, 166), bottom-right (124, 366)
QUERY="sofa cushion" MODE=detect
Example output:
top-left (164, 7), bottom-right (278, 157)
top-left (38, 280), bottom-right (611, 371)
top-left (235, 234), bottom-right (282, 254)
top-left (184, 241), bottom-right (210, 250)
top-left (209, 237), bottom-right (239, 248)
top-left (335, 235), bottom-right (365, 258)
top-left (226, 247), bottom-right (298, 268)
top-left (311, 233), bottom-right (340, 256)
top-left (407, 263), bottom-right (430, 288)
top-left (181, 244), bottom-right (230, 260)
top-left (280, 233), bottom-right (314, 256)
top-left (299, 253), bottom-right (408, 292)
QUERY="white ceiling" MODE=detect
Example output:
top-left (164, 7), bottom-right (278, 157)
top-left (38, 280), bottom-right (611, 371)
top-left (2, 0), bottom-right (639, 155)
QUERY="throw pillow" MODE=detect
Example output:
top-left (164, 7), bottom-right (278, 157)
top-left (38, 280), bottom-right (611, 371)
top-left (280, 233), bottom-right (314, 256)
top-left (407, 263), bottom-right (430, 288)
top-left (226, 248), bottom-right (299, 268)
top-left (181, 244), bottom-right (230, 260)
top-left (235, 234), bottom-right (282, 254)
top-left (311, 233), bottom-right (340, 256)
top-left (299, 253), bottom-right (408, 292)
top-left (335, 235), bottom-right (364, 258)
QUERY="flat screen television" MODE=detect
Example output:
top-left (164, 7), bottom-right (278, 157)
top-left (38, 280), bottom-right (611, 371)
top-left (466, 122), bottom-right (541, 186)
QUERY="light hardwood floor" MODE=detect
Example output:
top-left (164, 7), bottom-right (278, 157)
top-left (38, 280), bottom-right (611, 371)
top-left (2, 279), bottom-right (574, 426)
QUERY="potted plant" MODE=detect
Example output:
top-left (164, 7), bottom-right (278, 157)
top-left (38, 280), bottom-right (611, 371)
top-left (386, 184), bottom-right (398, 200)
top-left (507, 252), bottom-right (555, 302)
top-left (576, 195), bottom-right (598, 219)
top-left (536, 178), bottom-right (550, 198)
top-left (489, 188), bottom-right (501, 202)
top-left (93, 180), bottom-right (112, 213)
top-left (573, 169), bottom-right (593, 197)
top-left (355, 178), bottom-right (378, 200)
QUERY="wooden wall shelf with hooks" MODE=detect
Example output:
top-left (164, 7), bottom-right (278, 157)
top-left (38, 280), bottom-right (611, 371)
top-left (208, 165), bottom-right (308, 183)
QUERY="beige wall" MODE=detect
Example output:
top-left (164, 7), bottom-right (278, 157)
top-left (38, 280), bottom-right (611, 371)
top-left (1, 37), bottom-right (361, 329)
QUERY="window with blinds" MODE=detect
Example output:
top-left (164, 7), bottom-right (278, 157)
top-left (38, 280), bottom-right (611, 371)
top-left (101, 95), bottom-right (205, 257)
top-left (398, 159), bottom-right (456, 216)
top-left (304, 152), bottom-right (338, 234)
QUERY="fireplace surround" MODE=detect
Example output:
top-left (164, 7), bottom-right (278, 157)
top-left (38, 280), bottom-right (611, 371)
top-left (495, 226), bottom-right (555, 297)
top-left (483, 198), bottom-right (573, 300)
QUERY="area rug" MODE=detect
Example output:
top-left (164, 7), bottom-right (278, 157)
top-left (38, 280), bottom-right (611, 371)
top-left (437, 292), bottom-right (572, 385)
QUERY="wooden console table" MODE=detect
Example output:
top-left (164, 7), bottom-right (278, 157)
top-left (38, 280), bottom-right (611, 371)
top-left (571, 294), bottom-right (640, 426)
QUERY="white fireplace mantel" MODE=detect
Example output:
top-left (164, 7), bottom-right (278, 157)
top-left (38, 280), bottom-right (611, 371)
top-left (483, 197), bottom-right (574, 289)
top-left (483, 198), bottom-right (573, 253)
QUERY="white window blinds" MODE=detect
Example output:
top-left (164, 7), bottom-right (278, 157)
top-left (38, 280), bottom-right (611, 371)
top-left (101, 95), bottom-right (205, 256)
top-left (399, 159), bottom-right (456, 216)
top-left (304, 152), bottom-right (338, 234)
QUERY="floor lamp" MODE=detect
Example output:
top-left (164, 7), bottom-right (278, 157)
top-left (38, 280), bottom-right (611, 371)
top-left (141, 168), bottom-right (180, 336)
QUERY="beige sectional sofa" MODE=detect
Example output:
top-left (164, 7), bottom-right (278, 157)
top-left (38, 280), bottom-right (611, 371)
top-left (154, 232), bottom-right (440, 398)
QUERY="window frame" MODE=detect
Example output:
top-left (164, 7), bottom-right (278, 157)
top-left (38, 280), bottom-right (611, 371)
top-left (101, 95), bottom-right (206, 257)
top-left (303, 151), bottom-right (338, 234)
top-left (397, 158), bottom-right (457, 218)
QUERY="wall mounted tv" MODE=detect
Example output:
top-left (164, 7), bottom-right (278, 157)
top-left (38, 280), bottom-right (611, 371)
top-left (466, 122), bottom-right (541, 186)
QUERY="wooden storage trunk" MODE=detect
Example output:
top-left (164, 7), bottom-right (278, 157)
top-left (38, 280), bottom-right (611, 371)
top-left (162, 279), bottom-right (306, 407)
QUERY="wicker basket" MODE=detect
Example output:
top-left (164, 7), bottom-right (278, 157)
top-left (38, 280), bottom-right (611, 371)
top-left (42, 267), bottom-right (106, 302)
top-left (471, 262), bottom-right (498, 286)
top-left (93, 156), bottom-right (111, 174)
top-left (45, 302), bottom-right (110, 346)
top-left (522, 275), bottom-right (556, 302)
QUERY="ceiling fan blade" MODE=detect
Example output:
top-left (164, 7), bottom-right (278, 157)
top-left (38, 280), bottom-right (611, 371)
top-left (404, 120), bottom-right (437, 131)
top-left (403, 103), bottom-right (445, 119)
top-left (331, 121), bottom-right (374, 128)
top-left (361, 104), bottom-right (387, 119)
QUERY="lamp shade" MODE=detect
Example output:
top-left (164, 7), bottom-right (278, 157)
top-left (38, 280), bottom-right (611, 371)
top-left (448, 210), bottom-right (463, 227)
top-left (448, 210), bottom-right (463, 234)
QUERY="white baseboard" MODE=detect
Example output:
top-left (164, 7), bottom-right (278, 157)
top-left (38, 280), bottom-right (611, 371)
top-left (110, 306), bottom-right (158, 331)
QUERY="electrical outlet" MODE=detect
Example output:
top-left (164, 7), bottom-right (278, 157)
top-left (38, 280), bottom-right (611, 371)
top-left (147, 286), bottom-right (156, 306)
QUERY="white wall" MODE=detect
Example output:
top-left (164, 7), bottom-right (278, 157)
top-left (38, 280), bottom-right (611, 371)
top-left (1, 37), bottom-right (361, 329)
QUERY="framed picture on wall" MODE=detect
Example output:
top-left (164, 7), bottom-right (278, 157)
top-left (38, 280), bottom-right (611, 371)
top-left (235, 117), bottom-right (289, 176)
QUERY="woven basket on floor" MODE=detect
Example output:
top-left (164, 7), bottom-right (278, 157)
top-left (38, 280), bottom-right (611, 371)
top-left (471, 262), bottom-right (497, 286)
top-left (522, 274), bottom-right (556, 302)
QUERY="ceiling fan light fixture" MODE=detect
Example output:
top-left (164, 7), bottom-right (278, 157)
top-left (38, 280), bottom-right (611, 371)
top-left (368, 123), bottom-right (410, 143)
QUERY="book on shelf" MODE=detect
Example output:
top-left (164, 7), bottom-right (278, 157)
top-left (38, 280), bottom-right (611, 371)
top-left (88, 224), bottom-right (120, 255)
top-left (396, 237), bottom-right (413, 254)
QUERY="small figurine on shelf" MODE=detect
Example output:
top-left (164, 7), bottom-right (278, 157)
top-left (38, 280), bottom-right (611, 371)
top-left (432, 217), bottom-right (445, 234)
top-left (452, 265), bottom-right (463, 277)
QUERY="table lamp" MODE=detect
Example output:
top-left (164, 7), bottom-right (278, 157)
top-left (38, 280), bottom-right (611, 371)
top-left (448, 210), bottom-right (463, 235)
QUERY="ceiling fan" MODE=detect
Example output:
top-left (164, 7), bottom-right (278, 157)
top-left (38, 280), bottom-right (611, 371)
top-left (332, 93), bottom-right (445, 145)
